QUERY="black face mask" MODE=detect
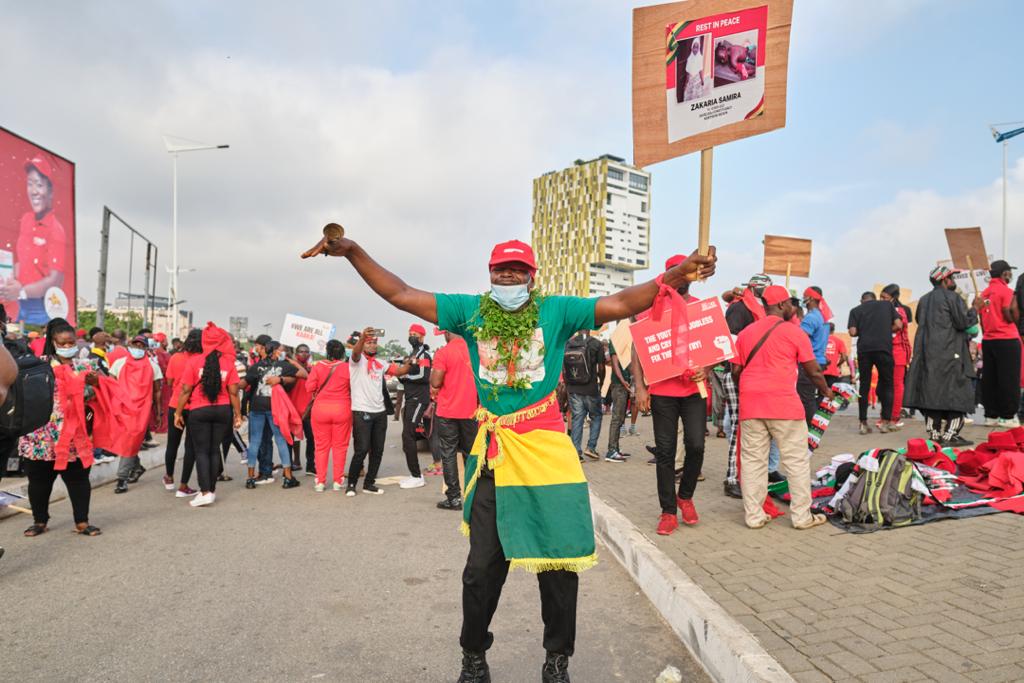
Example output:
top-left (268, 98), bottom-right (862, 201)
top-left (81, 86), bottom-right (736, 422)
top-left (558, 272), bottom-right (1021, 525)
top-left (408, 337), bottom-right (422, 348)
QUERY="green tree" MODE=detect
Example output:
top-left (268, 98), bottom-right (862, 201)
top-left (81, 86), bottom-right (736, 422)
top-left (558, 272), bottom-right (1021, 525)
top-left (379, 339), bottom-right (409, 360)
top-left (77, 310), bottom-right (146, 336)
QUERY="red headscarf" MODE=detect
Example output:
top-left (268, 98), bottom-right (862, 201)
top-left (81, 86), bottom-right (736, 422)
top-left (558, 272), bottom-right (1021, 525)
top-left (803, 288), bottom-right (833, 321)
top-left (201, 322), bottom-right (235, 357)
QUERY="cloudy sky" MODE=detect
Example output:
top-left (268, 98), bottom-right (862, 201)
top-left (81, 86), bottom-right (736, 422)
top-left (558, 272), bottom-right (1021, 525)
top-left (2, 1), bottom-right (1023, 341)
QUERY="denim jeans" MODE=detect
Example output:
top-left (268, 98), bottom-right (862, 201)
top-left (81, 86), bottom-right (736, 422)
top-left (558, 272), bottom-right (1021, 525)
top-left (568, 393), bottom-right (603, 455)
top-left (246, 410), bottom-right (292, 470)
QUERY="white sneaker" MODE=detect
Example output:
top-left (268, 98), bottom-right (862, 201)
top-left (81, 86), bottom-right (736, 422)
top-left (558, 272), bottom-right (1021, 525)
top-left (985, 417), bottom-right (1000, 427)
top-left (999, 417), bottom-right (1022, 428)
top-left (399, 476), bottom-right (426, 489)
top-left (190, 492), bottom-right (214, 507)
top-left (175, 488), bottom-right (199, 498)
top-left (345, 488), bottom-right (356, 497)
top-left (314, 483), bottom-right (326, 493)
top-left (333, 481), bottom-right (345, 492)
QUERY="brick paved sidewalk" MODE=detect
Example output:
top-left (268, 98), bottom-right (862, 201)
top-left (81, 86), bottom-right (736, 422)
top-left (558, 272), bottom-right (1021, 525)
top-left (583, 412), bottom-right (1024, 682)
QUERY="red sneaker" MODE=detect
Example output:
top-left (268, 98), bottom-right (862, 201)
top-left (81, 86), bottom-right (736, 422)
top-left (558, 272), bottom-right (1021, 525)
top-left (677, 498), bottom-right (699, 525)
top-left (656, 512), bottom-right (678, 536)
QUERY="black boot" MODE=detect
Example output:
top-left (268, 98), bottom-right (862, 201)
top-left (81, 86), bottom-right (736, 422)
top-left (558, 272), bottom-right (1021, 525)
top-left (541, 652), bottom-right (570, 682)
top-left (457, 649), bottom-right (490, 683)
top-left (114, 480), bottom-right (128, 494)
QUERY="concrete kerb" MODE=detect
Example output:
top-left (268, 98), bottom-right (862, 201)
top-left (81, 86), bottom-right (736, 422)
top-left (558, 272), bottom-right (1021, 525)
top-left (0, 440), bottom-right (168, 521)
top-left (590, 493), bottom-right (794, 683)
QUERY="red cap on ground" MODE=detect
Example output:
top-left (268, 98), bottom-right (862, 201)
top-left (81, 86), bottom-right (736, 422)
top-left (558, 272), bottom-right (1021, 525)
top-left (25, 157), bottom-right (54, 181)
top-left (664, 254), bottom-right (687, 270)
top-left (488, 240), bottom-right (537, 272)
top-left (762, 285), bottom-right (790, 306)
top-left (409, 324), bottom-right (427, 336)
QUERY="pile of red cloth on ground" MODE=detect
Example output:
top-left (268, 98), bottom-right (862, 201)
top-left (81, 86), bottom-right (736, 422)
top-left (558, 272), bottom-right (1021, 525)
top-left (954, 428), bottom-right (1024, 513)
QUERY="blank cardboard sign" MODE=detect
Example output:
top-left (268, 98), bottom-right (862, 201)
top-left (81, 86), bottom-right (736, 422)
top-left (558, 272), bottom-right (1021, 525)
top-left (632, 0), bottom-right (794, 167)
top-left (945, 227), bottom-right (989, 271)
top-left (763, 234), bottom-right (812, 277)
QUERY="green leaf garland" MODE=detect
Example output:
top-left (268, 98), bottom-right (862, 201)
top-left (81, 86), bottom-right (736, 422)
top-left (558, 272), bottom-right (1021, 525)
top-left (469, 290), bottom-right (544, 397)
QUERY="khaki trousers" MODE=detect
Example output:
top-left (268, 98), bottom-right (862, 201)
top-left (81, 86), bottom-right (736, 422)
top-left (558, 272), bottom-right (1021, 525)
top-left (739, 418), bottom-right (813, 528)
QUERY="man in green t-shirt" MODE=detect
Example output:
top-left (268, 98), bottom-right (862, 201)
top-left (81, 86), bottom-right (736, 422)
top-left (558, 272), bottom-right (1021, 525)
top-left (302, 235), bottom-right (716, 683)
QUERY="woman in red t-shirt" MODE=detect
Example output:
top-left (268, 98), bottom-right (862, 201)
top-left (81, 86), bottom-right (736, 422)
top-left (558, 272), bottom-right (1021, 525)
top-left (306, 339), bottom-right (352, 491)
top-left (285, 343), bottom-right (314, 474)
top-left (162, 329), bottom-right (201, 496)
top-left (174, 323), bottom-right (241, 507)
top-left (881, 285), bottom-right (913, 426)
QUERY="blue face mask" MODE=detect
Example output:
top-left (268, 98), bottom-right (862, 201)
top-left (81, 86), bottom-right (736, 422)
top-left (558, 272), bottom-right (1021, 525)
top-left (55, 347), bottom-right (78, 359)
top-left (490, 283), bottom-right (530, 312)
top-left (129, 347), bottom-right (146, 360)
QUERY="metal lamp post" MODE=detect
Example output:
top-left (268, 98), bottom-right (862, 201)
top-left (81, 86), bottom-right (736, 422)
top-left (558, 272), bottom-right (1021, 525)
top-left (990, 123), bottom-right (1024, 259)
top-left (162, 136), bottom-right (228, 335)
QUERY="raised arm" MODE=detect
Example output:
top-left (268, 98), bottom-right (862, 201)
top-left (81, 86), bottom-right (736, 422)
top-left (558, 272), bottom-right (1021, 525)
top-left (303, 237), bottom-right (437, 324)
top-left (594, 247), bottom-right (716, 326)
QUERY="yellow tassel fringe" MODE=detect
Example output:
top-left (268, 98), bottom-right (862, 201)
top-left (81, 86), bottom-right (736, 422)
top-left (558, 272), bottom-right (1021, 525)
top-left (508, 554), bottom-right (599, 574)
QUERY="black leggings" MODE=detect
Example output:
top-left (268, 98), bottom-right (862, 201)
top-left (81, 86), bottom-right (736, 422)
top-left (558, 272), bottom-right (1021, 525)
top-left (25, 458), bottom-right (92, 525)
top-left (164, 407), bottom-right (195, 484)
top-left (188, 405), bottom-right (232, 493)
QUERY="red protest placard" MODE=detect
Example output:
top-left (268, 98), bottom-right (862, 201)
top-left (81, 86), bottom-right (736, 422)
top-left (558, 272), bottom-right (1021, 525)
top-left (630, 297), bottom-right (736, 385)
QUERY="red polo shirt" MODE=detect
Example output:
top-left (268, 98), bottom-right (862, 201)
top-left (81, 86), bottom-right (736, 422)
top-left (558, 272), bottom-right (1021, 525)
top-left (17, 211), bottom-right (66, 286)
top-left (734, 315), bottom-right (815, 421)
top-left (980, 279), bottom-right (1019, 340)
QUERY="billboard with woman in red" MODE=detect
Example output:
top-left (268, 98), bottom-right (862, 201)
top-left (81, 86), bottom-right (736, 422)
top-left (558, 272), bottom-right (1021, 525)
top-left (0, 127), bottom-right (76, 326)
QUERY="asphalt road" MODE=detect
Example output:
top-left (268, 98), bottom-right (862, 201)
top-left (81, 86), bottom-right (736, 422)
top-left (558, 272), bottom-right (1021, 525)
top-left (0, 427), bottom-right (707, 683)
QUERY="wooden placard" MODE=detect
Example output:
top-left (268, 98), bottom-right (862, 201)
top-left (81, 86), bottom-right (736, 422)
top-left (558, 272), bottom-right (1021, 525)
top-left (762, 234), bottom-right (811, 277)
top-left (944, 227), bottom-right (989, 271)
top-left (632, 0), bottom-right (793, 167)
top-left (610, 321), bottom-right (634, 368)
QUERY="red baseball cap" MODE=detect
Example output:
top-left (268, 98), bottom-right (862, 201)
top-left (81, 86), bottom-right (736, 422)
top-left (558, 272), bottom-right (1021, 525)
top-left (489, 240), bottom-right (537, 272)
top-left (665, 254), bottom-right (687, 270)
top-left (762, 285), bottom-right (790, 306)
top-left (25, 156), bottom-right (54, 181)
top-left (409, 323), bottom-right (427, 336)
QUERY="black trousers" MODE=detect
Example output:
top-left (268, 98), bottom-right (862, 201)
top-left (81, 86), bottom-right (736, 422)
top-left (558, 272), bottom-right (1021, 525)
top-left (650, 394), bottom-right (706, 513)
top-left (348, 410), bottom-right (387, 488)
top-left (289, 414), bottom-right (317, 470)
top-left (401, 392), bottom-right (430, 477)
top-left (460, 474), bottom-right (577, 655)
top-left (797, 365), bottom-right (819, 426)
top-left (982, 338), bottom-right (1022, 419)
top-left (189, 405), bottom-right (232, 493)
top-left (857, 350), bottom-right (894, 422)
top-left (164, 407), bottom-right (196, 484)
top-left (436, 416), bottom-right (477, 500)
top-left (25, 458), bottom-right (92, 525)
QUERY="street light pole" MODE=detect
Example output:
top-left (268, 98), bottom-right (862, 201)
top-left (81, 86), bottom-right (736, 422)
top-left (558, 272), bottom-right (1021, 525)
top-left (991, 122), bottom-right (1024, 260)
top-left (163, 136), bottom-right (229, 336)
top-left (1003, 139), bottom-right (1008, 260)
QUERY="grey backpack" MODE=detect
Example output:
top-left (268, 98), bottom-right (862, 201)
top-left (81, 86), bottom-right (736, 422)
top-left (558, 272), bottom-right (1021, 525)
top-left (839, 450), bottom-right (921, 529)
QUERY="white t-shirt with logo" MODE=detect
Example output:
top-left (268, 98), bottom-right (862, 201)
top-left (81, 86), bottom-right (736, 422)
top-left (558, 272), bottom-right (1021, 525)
top-left (349, 354), bottom-right (396, 413)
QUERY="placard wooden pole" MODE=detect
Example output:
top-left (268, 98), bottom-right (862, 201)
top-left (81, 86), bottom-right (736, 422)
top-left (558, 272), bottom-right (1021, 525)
top-left (785, 262), bottom-right (792, 290)
top-left (697, 148), bottom-right (713, 256)
top-left (694, 147), bottom-right (713, 399)
top-left (965, 255), bottom-right (981, 298)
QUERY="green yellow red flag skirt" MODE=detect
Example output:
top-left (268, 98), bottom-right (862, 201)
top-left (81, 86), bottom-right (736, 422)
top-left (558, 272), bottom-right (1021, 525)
top-left (461, 392), bottom-right (597, 574)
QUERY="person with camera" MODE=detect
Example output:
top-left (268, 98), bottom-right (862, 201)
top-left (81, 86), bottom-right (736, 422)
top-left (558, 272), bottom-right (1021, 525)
top-left (345, 328), bottom-right (414, 495)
